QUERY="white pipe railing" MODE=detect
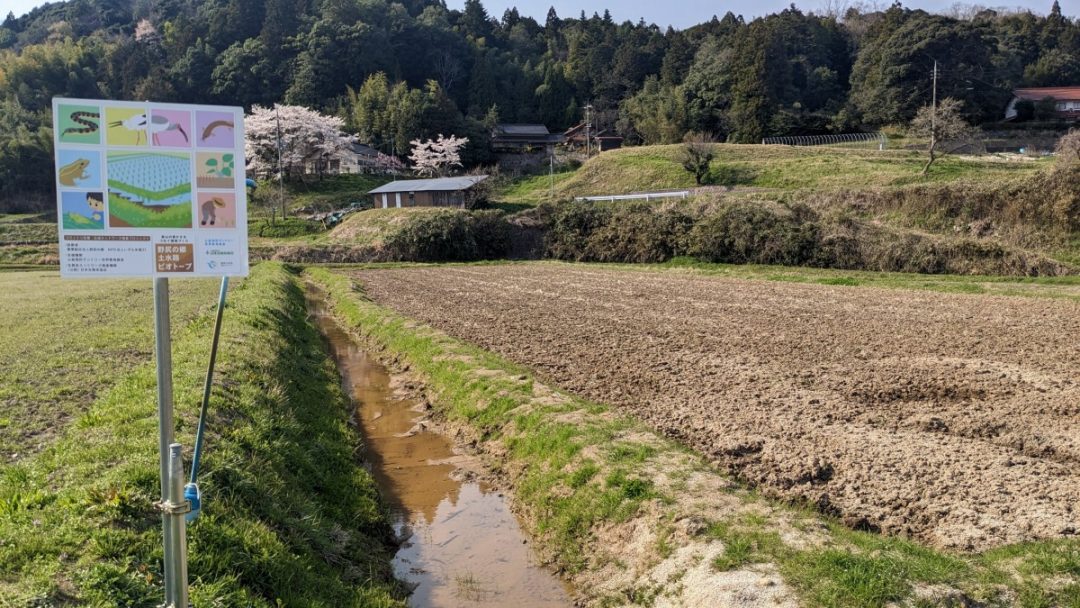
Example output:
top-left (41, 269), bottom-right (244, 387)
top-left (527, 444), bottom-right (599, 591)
top-left (574, 191), bottom-right (690, 202)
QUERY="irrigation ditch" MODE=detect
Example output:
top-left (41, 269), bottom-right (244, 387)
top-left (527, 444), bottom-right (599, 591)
top-left (305, 281), bottom-right (574, 607)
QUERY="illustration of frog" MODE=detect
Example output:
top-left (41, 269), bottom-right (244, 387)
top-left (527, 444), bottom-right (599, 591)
top-left (200, 196), bottom-right (227, 226)
top-left (59, 158), bottom-right (91, 186)
top-left (86, 193), bottom-right (104, 223)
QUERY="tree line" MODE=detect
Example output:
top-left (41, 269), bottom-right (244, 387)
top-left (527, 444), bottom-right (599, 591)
top-left (1, 0), bottom-right (1077, 209)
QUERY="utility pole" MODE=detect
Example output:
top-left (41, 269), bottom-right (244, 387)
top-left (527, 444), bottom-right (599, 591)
top-left (931, 60), bottom-right (938, 135)
top-left (549, 149), bottom-right (555, 199)
top-left (584, 104), bottom-right (593, 157)
top-left (275, 105), bottom-right (286, 222)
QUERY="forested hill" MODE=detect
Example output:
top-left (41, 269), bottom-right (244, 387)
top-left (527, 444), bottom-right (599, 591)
top-left (1, 0), bottom-right (1078, 207)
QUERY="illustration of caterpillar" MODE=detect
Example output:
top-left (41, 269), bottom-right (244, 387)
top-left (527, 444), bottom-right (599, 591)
top-left (201, 120), bottom-right (234, 142)
top-left (200, 197), bottom-right (227, 226)
top-left (62, 111), bottom-right (100, 136)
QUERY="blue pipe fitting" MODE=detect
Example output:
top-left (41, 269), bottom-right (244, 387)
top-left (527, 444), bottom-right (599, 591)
top-left (184, 482), bottom-right (201, 523)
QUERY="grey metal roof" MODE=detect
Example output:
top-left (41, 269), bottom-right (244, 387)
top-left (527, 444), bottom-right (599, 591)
top-left (368, 175), bottom-right (489, 194)
top-left (348, 142), bottom-right (378, 156)
top-left (495, 124), bottom-right (551, 136)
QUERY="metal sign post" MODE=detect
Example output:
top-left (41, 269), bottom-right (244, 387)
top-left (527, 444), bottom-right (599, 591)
top-left (154, 277), bottom-right (189, 606)
top-left (51, 97), bottom-right (249, 607)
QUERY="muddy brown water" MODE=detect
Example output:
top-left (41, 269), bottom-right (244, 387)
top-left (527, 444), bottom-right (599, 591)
top-left (305, 286), bottom-right (573, 608)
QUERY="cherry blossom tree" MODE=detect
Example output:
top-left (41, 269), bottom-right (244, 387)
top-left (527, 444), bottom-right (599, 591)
top-left (374, 152), bottom-right (406, 175)
top-left (408, 134), bottom-right (469, 177)
top-left (245, 104), bottom-right (354, 181)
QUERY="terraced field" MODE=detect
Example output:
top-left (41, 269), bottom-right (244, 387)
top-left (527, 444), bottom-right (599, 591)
top-left (353, 263), bottom-right (1080, 552)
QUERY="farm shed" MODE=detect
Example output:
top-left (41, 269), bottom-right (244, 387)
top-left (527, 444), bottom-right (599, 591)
top-left (368, 175), bottom-right (489, 208)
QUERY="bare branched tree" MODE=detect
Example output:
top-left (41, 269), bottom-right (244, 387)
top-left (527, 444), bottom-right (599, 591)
top-left (431, 51), bottom-right (463, 93)
top-left (910, 98), bottom-right (977, 175)
top-left (680, 132), bottom-right (716, 186)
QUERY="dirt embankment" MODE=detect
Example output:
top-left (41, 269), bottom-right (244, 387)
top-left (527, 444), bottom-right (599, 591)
top-left (353, 265), bottom-right (1080, 552)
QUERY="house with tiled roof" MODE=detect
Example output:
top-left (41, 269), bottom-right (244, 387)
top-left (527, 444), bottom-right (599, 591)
top-left (1005, 87), bottom-right (1080, 121)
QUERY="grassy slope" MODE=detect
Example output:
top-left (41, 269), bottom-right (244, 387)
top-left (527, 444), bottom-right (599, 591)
top-left (325, 208), bottom-right (455, 246)
top-left (0, 273), bottom-right (221, 461)
top-left (498, 145), bottom-right (1050, 203)
top-left (252, 208), bottom-right (462, 250)
top-left (0, 263), bottom-right (404, 607)
top-left (309, 264), bottom-right (1080, 608)
top-left (250, 174), bottom-right (392, 218)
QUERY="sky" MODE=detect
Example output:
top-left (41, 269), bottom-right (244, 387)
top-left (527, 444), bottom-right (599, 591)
top-left (5, 0), bottom-right (1073, 28)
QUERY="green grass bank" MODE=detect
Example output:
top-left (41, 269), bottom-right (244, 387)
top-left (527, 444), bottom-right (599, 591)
top-left (500, 144), bottom-right (1050, 203)
top-left (0, 263), bottom-right (404, 607)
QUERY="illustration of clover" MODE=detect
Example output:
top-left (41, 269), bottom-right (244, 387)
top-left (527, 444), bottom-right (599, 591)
top-left (205, 153), bottom-right (235, 177)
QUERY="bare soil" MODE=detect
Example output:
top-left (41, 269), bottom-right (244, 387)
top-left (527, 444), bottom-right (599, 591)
top-left (352, 264), bottom-right (1080, 551)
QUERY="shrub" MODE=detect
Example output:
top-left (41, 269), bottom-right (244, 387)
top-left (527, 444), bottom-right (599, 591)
top-left (687, 201), bottom-right (821, 266)
top-left (541, 202), bottom-right (615, 261)
top-left (1055, 129), bottom-right (1080, 164)
top-left (381, 209), bottom-right (510, 261)
top-left (252, 217), bottom-right (325, 238)
top-left (582, 203), bottom-right (696, 263)
top-left (471, 209), bottom-right (512, 259)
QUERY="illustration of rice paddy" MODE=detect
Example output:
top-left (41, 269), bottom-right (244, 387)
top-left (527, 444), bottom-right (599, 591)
top-left (107, 152), bottom-right (192, 228)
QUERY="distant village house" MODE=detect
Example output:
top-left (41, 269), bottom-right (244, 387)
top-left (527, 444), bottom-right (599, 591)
top-left (368, 176), bottom-right (488, 209)
top-left (1005, 87), bottom-right (1080, 121)
top-left (490, 124), bottom-right (565, 154)
top-left (304, 142), bottom-right (382, 175)
top-left (564, 122), bottom-right (623, 152)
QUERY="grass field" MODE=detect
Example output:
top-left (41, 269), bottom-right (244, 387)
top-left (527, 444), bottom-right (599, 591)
top-left (0, 221), bottom-right (55, 244)
top-left (0, 214), bottom-right (51, 225)
top-left (496, 144), bottom-right (1050, 203)
top-left (0, 264), bottom-right (404, 606)
top-left (250, 174), bottom-right (392, 217)
top-left (0, 273), bottom-right (221, 462)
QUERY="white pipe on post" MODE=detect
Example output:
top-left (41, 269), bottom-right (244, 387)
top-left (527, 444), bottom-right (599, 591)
top-left (169, 442), bottom-right (189, 608)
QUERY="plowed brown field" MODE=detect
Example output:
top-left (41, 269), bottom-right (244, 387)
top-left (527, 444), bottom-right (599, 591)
top-left (352, 265), bottom-right (1080, 551)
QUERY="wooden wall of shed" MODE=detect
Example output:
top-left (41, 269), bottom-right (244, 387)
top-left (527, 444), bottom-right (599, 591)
top-left (370, 190), bottom-right (467, 208)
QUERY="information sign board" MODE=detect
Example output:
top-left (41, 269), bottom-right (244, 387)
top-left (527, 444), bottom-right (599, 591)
top-left (52, 98), bottom-right (249, 278)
